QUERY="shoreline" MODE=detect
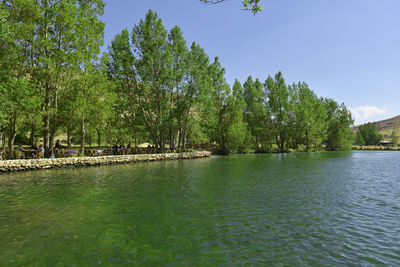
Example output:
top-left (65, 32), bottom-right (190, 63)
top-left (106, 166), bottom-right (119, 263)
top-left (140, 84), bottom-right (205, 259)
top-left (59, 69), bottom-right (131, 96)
top-left (352, 145), bottom-right (400, 151)
top-left (0, 151), bottom-right (211, 173)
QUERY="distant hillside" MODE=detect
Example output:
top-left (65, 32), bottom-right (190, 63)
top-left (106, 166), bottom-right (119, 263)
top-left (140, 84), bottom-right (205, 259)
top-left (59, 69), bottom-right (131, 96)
top-left (352, 115), bottom-right (400, 134)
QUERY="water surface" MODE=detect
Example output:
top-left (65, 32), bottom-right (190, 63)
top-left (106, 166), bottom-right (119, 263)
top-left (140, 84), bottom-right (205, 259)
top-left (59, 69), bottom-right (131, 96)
top-left (1, 151), bottom-right (399, 265)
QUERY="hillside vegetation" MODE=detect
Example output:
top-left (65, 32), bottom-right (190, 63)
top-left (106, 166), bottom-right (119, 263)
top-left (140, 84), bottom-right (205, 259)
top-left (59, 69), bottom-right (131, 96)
top-left (352, 115), bottom-right (400, 139)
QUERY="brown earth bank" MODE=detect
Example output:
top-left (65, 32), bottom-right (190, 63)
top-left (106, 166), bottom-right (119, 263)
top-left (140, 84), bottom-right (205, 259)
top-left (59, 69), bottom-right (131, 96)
top-left (0, 151), bottom-right (211, 173)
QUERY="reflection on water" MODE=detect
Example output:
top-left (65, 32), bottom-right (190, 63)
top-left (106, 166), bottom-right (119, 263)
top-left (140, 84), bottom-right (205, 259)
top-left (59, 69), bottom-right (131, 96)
top-left (0, 151), bottom-right (400, 265)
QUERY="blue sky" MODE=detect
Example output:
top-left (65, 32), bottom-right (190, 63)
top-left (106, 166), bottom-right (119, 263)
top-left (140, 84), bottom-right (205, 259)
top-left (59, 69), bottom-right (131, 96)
top-left (101, 0), bottom-right (400, 125)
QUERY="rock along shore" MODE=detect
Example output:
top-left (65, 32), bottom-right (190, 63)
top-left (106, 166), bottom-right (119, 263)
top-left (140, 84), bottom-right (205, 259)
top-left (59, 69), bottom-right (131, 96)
top-left (0, 151), bottom-right (211, 173)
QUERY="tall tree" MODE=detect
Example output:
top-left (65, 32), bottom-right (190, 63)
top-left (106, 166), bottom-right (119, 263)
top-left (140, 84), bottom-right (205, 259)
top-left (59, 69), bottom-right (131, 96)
top-left (107, 28), bottom-right (143, 147)
top-left (200, 57), bottom-right (231, 153)
top-left (243, 76), bottom-right (267, 150)
top-left (0, 0), bottom-right (39, 157)
top-left (74, 0), bottom-right (105, 155)
top-left (226, 79), bottom-right (248, 153)
top-left (132, 10), bottom-right (173, 151)
top-left (167, 26), bottom-right (187, 149)
top-left (176, 42), bottom-right (210, 149)
top-left (291, 82), bottom-right (327, 150)
top-left (264, 72), bottom-right (292, 152)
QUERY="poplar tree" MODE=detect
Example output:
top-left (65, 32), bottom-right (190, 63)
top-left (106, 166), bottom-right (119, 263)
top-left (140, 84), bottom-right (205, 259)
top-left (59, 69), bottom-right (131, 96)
top-left (0, 0), bottom-right (39, 157)
top-left (74, 0), bottom-right (105, 155)
top-left (264, 72), bottom-right (292, 152)
top-left (132, 10), bottom-right (173, 151)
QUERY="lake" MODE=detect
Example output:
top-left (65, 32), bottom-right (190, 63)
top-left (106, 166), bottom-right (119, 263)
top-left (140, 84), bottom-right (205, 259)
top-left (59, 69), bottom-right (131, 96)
top-left (1, 151), bottom-right (399, 265)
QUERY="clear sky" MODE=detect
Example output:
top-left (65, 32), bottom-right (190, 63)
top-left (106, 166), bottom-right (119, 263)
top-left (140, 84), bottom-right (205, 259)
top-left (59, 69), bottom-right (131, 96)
top-left (101, 0), bottom-right (400, 125)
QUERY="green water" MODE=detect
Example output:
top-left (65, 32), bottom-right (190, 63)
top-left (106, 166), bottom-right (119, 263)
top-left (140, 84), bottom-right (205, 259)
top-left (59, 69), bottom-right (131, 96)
top-left (1, 151), bottom-right (400, 265)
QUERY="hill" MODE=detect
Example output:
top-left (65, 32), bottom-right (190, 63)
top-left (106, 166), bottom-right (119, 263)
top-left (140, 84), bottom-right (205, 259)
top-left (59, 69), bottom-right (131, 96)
top-left (352, 115), bottom-right (400, 135)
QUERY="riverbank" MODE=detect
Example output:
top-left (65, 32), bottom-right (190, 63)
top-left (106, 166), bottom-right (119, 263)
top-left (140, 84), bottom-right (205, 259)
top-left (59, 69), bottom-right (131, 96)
top-left (352, 145), bottom-right (400, 151)
top-left (0, 151), bottom-right (211, 173)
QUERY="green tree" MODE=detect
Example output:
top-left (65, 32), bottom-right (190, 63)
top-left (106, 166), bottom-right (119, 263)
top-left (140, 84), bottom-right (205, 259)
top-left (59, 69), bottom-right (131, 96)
top-left (200, 57), bottom-right (231, 153)
top-left (391, 129), bottom-right (398, 144)
top-left (74, 0), bottom-right (105, 155)
top-left (291, 82), bottom-right (327, 150)
top-left (243, 76), bottom-right (267, 150)
top-left (264, 72), bottom-right (292, 152)
top-left (176, 42), bottom-right (210, 149)
top-left (226, 79), bottom-right (248, 153)
top-left (167, 26), bottom-right (188, 149)
top-left (0, 0), bottom-right (40, 157)
top-left (355, 131), bottom-right (365, 146)
top-left (324, 99), bottom-right (354, 150)
top-left (107, 28), bottom-right (144, 147)
top-left (357, 122), bottom-right (382, 146)
top-left (132, 10), bottom-right (173, 151)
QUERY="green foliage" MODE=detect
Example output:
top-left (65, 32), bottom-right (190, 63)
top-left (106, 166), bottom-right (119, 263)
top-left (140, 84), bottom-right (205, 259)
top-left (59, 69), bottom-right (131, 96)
top-left (264, 72), bottom-right (291, 152)
top-left (324, 99), bottom-right (354, 150)
top-left (0, 8), bottom-right (355, 157)
top-left (357, 122), bottom-right (382, 146)
top-left (391, 129), bottom-right (398, 144)
top-left (200, 0), bottom-right (263, 14)
top-left (355, 132), bottom-right (365, 146)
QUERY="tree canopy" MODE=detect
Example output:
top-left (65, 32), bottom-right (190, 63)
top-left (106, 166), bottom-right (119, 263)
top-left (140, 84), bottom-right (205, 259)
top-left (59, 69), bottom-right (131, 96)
top-left (355, 122), bottom-right (382, 146)
top-left (0, 7), bottom-right (355, 158)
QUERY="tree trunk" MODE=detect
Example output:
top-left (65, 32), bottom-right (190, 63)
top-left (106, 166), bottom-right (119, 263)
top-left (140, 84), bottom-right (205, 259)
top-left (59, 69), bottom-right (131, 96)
top-left (96, 129), bottom-right (101, 148)
top-left (49, 128), bottom-right (57, 158)
top-left (132, 127), bottom-right (137, 147)
top-left (81, 117), bottom-right (85, 156)
top-left (30, 125), bottom-right (35, 147)
top-left (177, 125), bottom-right (182, 150)
top-left (44, 82), bottom-right (51, 157)
top-left (1, 130), bottom-right (6, 153)
top-left (255, 136), bottom-right (258, 151)
top-left (67, 127), bottom-right (72, 150)
top-left (8, 113), bottom-right (18, 158)
top-left (182, 118), bottom-right (189, 149)
top-left (305, 128), bottom-right (310, 150)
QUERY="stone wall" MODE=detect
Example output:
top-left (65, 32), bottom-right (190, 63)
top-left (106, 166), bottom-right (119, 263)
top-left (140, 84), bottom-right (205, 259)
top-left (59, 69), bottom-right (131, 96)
top-left (0, 151), bottom-right (211, 173)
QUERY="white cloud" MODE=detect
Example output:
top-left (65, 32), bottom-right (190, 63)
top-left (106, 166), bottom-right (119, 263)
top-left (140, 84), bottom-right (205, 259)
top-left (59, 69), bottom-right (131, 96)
top-left (350, 105), bottom-right (388, 125)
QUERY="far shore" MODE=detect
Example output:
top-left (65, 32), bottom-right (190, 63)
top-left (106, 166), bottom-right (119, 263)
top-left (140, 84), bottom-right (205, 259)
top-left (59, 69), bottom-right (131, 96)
top-left (352, 145), bottom-right (400, 151)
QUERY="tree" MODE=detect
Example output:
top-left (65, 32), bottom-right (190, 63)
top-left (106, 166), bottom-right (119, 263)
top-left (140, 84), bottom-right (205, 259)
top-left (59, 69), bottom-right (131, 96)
top-left (357, 122), bottom-right (382, 146)
top-left (23, 0), bottom-right (105, 157)
top-left (167, 26), bottom-right (188, 150)
top-left (264, 72), bottom-right (292, 152)
top-left (175, 42), bottom-right (210, 149)
top-left (391, 129), bottom-right (398, 144)
top-left (74, 0), bottom-right (106, 155)
top-left (291, 82), bottom-right (327, 150)
top-left (355, 131), bottom-right (365, 146)
top-left (200, 0), bottom-right (263, 14)
top-left (200, 57), bottom-right (232, 154)
top-left (324, 99), bottom-right (354, 150)
top-left (107, 28), bottom-right (144, 147)
top-left (131, 10), bottom-right (173, 151)
top-left (0, 0), bottom-right (40, 157)
top-left (226, 79), bottom-right (249, 153)
top-left (243, 76), bottom-right (266, 150)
